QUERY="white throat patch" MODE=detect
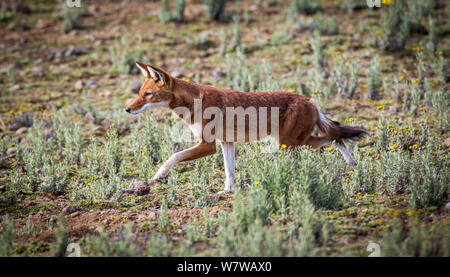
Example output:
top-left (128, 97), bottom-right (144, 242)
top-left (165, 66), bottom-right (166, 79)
top-left (130, 101), bottom-right (169, 114)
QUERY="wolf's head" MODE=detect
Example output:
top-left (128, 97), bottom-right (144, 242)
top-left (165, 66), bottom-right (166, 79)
top-left (125, 62), bottom-right (174, 114)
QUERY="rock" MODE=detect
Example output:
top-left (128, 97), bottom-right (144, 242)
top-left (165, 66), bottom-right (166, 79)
top-left (389, 106), bottom-right (399, 113)
top-left (6, 147), bottom-right (17, 155)
top-left (95, 225), bottom-right (103, 233)
top-left (9, 112), bottom-right (33, 131)
top-left (9, 84), bottom-right (20, 92)
top-left (445, 202), bottom-right (450, 211)
top-left (87, 80), bottom-right (98, 88)
top-left (266, 0), bottom-right (278, 7)
top-left (88, 5), bottom-right (101, 16)
top-left (69, 102), bottom-right (87, 115)
top-left (64, 46), bottom-right (86, 58)
top-left (212, 68), bottom-right (226, 84)
top-left (0, 157), bottom-right (8, 169)
top-left (62, 206), bottom-right (77, 215)
top-left (100, 90), bottom-right (112, 97)
top-left (31, 66), bottom-right (45, 77)
top-left (70, 211), bottom-right (80, 218)
top-left (126, 80), bottom-right (142, 94)
top-left (135, 184), bottom-right (150, 196)
top-left (1, 62), bottom-right (22, 74)
top-left (35, 19), bottom-right (48, 29)
top-left (445, 137), bottom-right (450, 147)
top-left (15, 127), bottom-right (28, 135)
top-left (74, 80), bottom-right (84, 90)
top-left (171, 68), bottom-right (184, 78)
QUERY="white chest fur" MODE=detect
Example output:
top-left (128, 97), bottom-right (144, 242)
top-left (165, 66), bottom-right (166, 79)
top-left (189, 123), bottom-right (203, 139)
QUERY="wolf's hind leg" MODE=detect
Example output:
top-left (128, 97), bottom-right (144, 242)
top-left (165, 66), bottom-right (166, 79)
top-left (218, 141), bottom-right (235, 194)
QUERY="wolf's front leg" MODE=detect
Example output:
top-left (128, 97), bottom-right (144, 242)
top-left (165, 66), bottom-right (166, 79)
top-left (152, 142), bottom-right (216, 181)
top-left (217, 142), bottom-right (235, 194)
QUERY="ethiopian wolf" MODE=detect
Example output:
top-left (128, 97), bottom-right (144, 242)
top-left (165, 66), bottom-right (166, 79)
top-left (125, 62), bottom-right (365, 194)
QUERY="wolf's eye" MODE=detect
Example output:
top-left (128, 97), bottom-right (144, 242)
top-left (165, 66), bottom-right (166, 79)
top-left (145, 92), bottom-right (152, 97)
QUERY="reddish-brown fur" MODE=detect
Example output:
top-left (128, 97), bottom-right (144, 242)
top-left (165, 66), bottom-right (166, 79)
top-left (126, 63), bottom-right (365, 191)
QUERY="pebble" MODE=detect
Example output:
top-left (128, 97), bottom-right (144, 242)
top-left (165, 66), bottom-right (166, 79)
top-left (9, 84), bottom-right (20, 92)
top-left (62, 206), bottom-right (77, 215)
top-left (74, 80), bottom-right (84, 90)
top-left (15, 126), bottom-right (28, 135)
top-left (70, 211), bottom-right (80, 218)
top-left (6, 147), bottom-right (17, 155)
top-left (126, 80), bottom-right (142, 94)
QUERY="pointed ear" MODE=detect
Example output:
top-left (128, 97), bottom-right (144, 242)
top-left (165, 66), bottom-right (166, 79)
top-left (147, 65), bottom-right (172, 88)
top-left (136, 61), bottom-right (149, 77)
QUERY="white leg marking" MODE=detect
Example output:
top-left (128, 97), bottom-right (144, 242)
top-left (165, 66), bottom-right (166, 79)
top-left (153, 153), bottom-right (180, 180)
top-left (337, 144), bottom-right (356, 166)
top-left (152, 145), bottom-right (193, 180)
top-left (220, 142), bottom-right (235, 193)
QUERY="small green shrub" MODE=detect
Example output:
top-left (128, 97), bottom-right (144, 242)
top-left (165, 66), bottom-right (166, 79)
top-left (51, 218), bottom-right (69, 257)
top-left (368, 55), bottom-right (382, 100)
top-left (0, 216), bottom-right (15, 257)
top-left (109, 36), bottom-right (145, 75)
top-left (60, 2), bottom-right (84, 33)
top-left (203, 0), bottom-right (226, 21)
top-left (381, 218), bottom-right (450, 257)
top-left (159, 0), bottom-right (186, 23)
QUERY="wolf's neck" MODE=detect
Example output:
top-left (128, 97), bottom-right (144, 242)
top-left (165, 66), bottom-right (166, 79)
top-left (169, 78), bottom-right (203, 110)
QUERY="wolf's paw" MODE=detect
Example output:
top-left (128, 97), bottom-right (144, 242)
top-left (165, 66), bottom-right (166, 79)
top-left (217, 189), bottom-right (232, 196)
top-left (151, 175), bottom-right (168, 183)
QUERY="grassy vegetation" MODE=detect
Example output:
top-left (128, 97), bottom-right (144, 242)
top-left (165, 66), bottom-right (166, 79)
top-left (0, 0), bottom-right (448, 257)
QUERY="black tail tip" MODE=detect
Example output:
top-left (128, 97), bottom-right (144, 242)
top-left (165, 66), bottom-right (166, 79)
top-left (340, 126), bottom-right (367, 140)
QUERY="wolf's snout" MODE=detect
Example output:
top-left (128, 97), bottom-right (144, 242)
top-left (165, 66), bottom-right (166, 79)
top-left (125, 108), bottom-right (131, 113)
